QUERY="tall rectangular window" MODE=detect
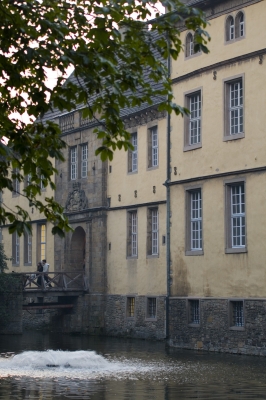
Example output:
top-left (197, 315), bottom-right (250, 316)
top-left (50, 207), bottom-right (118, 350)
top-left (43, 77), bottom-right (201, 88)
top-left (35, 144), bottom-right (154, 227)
top-left (148, 126), bottom-right (158, 168)
top-left (231, 184), bottom-right (245, 248)
top-left (186, 188), bottom-right (203, 256)
top-left (146, 297), bottom-right (157, 319)
top-left (128, 133), bottom-right (138, 173)
top-left (12, 168), bottom-right (20, 196)
top-left (12, 232), bottom-right (20, 265)
top-left (224, 77), bottom-right (244, 140)
top-left (188, 300), bottom-right (200, 325)
top-left (126, 297), bottom-right (135, 318)
top-left (147, 208), bottom-right (159, 256)
top-left (184, 90), bottom-right (202, 150)
top-left (127, 211), bottom-right (137, 257)
top-left (40, 224), bottom-right (46, 261)
top-left (189, 93), bottom-right (201, 145)
top-left (81, 144), bottom-right (88, 178)
top-left (24, 232), bottom-right (32, 265)
top-left (230, 81), bottom-right (243, 135)
top-left (70, 146), bottom-right (77, 180)
top-left (152, 209), bottom-right (159, 255)
top-left (191, 190), bottom-right (202, 250)
top-left (225, 180), bottom-right (246, 253)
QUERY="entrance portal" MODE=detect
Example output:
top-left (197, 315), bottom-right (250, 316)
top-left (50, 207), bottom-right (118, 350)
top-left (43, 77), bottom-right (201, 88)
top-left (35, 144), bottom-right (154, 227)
top-left (70, 227), bottom-right (86, 270)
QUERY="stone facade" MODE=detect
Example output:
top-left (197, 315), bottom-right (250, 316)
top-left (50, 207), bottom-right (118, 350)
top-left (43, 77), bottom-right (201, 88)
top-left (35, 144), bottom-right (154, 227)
top-left (105, 295), bottom-right (166, 340)
top-left (169, 298), bottom-right (266, 356)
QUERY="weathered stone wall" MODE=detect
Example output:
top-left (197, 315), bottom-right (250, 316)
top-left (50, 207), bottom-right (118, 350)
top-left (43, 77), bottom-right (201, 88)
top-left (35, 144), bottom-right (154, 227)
top-left (0, 292), bottom-right (23, 334)
top-left (169, 298), bottom-right (266, 356)
top-left (105, 295), bottom-right (166, 340)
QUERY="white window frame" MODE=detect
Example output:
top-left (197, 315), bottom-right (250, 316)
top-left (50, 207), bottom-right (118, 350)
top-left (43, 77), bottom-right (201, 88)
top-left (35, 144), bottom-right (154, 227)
top-left (229, 80), bottom-right (243, 135)
top-left (231, 184), bottom-right (245, 248)
top-left (70, 146), bottom-right (77, 180)
top-left (27, 234), bottom-right (32, 264)
top-left (40, 224), bottom-right (46, 261)
top-left (81, 143), bottom-right (88, 178)
top-left (131, 133), bottom-right (138, 172)
top-left (151, 209), bottom-right (159, 255)
top-left (190, 190), bottom-right (202, 251)
top-left (131, 211), bottom-right (137, 257)
top-left (189, 93), bottom-right (201, 145)
top-left (15, 232), bottom-right (20, 264)
top-left (151, 126), bottom-right (158, 167)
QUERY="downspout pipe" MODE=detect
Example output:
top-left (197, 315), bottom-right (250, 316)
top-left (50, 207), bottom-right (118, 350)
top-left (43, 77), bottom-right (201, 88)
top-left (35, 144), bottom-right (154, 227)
top-left (163, 41), bottom-right (171, 340)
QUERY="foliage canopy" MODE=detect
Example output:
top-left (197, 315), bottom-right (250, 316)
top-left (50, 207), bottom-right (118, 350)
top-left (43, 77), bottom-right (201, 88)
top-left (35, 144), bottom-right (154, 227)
top-left (0, 0), bottom-right (209, 236)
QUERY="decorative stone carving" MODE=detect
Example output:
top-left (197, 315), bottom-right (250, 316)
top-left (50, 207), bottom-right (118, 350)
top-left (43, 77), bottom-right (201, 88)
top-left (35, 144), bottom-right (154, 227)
top-left (65, 182), bottom-right (88, 212)
top-left (123, 108), bottom-right (166, 129)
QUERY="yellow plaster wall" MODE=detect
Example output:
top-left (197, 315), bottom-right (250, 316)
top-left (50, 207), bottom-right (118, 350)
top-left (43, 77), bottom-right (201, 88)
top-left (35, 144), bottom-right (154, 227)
top-left (171, 1), bottom-right (265, 79)
top-left (107, 203), bottom-right (167, 296)
top-left (171, 58), bottom-right (266, 180)
top-left (1, 165), bottom-right (55, 273)
top-left (170, 172), bottom-right (266, 298)
top-left (107, 118), bottom-right (167, 207)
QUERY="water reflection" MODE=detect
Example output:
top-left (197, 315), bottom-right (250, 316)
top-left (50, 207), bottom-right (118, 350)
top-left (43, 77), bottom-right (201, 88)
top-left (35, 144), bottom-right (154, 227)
top-left (0, 333), bottom-right (266, 399)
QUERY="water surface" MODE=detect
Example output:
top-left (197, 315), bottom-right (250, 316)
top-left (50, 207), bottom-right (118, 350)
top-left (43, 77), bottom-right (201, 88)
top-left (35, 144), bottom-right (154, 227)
top-left (0, 332), bottom-right (266, 399)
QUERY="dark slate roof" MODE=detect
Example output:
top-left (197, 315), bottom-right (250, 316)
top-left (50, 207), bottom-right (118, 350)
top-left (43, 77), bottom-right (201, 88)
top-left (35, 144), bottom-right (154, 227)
top-left (40, 29), bottom-right (167, 124)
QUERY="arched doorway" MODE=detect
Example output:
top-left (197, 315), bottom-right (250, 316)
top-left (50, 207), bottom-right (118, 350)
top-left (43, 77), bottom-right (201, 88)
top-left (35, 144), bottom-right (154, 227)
top-left (70, 226), bottom-right (86, 270)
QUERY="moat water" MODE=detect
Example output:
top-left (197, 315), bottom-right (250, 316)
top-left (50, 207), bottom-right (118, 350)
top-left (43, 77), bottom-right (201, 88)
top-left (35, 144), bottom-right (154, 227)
top-left (0, 332), bottom-right (266, 399)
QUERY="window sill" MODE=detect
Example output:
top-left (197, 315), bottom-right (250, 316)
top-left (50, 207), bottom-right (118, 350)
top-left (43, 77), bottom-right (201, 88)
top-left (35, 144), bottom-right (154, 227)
top-left (127, 171), bottom-right (138, 175)
top-left (188, 323), bottom-right (200, 328)
top-left (225, 247), bottom-right (247, 254)
top-left (145, 317), bottom-right (157, 322)
top-left (147, 165), bottom-right (159, 171)
top-left (223, 132), bottom-right (244, 141)
top-left (229, 326), bottom-right (245, 331)
top-left (146, 254), bottom-right (159, 259)
top-left (183, 143), bottom-right (202, 152)
top-left (24, 263), bottom-right (32, 267)
top-left (225, 36), bottom-right (245, 45)
top-left (185, 250), bottom-right (204, 256)
top-left (126, 316), bottom-right (135, 320)
top-left (185, 51), bottom-right (201, 61)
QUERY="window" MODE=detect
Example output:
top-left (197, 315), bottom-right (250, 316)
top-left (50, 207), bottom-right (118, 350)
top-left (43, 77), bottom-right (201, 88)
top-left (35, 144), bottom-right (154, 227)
top-left (24, 173), bottom-right (31, 189)
top-left (188, 300), bottom-right (200, 325)
top-left (186, 188), bottom-right (203, 256)
top-left (12, 168), bottom-right (20, 196)
top-left (12, 232), bottom-right (20, 265)
top-left (184, 90), bottom-right (202, 150)
top-left (37, 224), bottom-right (46, 261)
top-left (230, 300), bottom-right (244, 328)
top-left (147, 208), bottom-right (159, 256)
top-left (226, 12), bottom-right (245, 42)
top-left (70, 146), bottom-right (77, 180)
top-left (126, 297), bottom-right (135, 318)
top-left (148, 126), bottom-right (158, 168)
top-left (185, 33), bottom-right (194, 57)
top-left (127, 211), bottom-right (138, 257)
top-left (128, 133), bottom-right (138, 173)
top-left (235, 12), bottom-right (245, 38)
top-left (224, 77), bottom-right (244, 140)
top-left (147, 297), bottom-right (157, 319)
top-left (81, 144), bottom-right (88, 178)
top-left (40, 174), bottom-right (45, 190)
top-left (24, 232), bottom-right (32, 265)
top-left (225, 180), bottom-right (246, 253)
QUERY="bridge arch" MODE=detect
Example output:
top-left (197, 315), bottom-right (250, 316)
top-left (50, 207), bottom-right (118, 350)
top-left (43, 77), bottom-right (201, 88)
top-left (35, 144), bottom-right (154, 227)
top-left (70, 226), bottom-right (86, 271)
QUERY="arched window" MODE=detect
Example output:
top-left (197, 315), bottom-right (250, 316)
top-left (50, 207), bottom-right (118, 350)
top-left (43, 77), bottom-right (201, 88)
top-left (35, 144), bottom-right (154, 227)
top-left (185, 33), bottom-right (194, 57)
top-left (226, 16), bottom-right (235, 41)
top-left (235, 12), bottom-right (245, 38)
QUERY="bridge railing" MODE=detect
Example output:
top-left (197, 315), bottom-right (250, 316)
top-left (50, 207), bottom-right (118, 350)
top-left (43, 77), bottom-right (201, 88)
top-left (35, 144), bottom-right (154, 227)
top-left (22, 271), bottom-right (88, 292)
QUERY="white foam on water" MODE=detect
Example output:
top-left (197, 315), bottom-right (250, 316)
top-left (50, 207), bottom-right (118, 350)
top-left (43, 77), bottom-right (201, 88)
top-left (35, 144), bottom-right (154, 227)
top-left (0, 350), bottom-right (163, 380)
